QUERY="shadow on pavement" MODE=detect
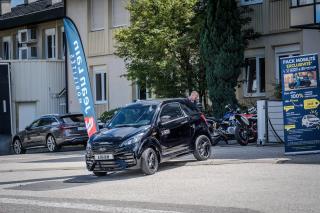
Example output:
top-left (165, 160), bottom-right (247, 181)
top-left (3, 161), bottom-right (189, 191)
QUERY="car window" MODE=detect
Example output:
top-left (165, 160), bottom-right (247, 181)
top-left (39, 118), bottom-right (53, 127)
top-left (180, 103), bottom-right (198, 115)
top-left (61, 115), bottom-right (84, 124)
top-left (30, 119), bottom-right (40, 129)
top-left (160, 103), bottom-right (184, 121)
top-left (109, 104), bottom-right (157, 128)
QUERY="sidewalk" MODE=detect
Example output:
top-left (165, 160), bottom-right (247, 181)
top-left (0, 143), bottom-right (319, 173)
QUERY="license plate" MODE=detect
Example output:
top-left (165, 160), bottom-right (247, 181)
top-left (94, 154), bottom-right (114, 161)
top-left (78, 127), bottom-right (86, 131)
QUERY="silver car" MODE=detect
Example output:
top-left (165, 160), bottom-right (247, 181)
top-left (12, 113), bottom-right (88, 154)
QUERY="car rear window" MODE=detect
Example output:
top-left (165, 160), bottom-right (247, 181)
top-left (61, 115), bottom-right (84, 124)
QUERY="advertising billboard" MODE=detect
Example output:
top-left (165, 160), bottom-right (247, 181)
top-left (281, 54), bottom-right (320, 155)
top-left (64, 18), bottom-right (99, 138)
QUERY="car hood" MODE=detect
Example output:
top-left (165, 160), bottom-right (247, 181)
top-left (91, 125), bottom-right (151, 144)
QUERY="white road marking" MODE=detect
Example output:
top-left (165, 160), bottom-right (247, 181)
top-left (0, 197), bottom-right (182, 213)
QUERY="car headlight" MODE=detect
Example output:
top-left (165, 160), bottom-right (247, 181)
top-left (121, 133), bottom-right (144, 147)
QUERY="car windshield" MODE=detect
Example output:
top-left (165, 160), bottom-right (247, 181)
top-left (108, 104), bottom-right (158, 128)
top-left (61, 115), bottom-right (84, 124)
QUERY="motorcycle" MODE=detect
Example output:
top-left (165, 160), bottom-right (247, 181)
top-left (234, 106), bottom-right (257, 146)
top-left (207, 104), bottom-right (239, 146)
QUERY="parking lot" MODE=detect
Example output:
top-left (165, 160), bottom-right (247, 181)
top-left (0, 143), bottom-right (319, 213)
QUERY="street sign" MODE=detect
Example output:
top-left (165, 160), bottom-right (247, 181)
top-left (281, 54), bottom-right (320, 155)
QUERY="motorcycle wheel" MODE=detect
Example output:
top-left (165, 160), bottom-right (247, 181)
top-left (235, 126), bottom-right (249, 146)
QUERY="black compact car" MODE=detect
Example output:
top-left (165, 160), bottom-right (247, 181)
top-left (12, 113), bottom-right (88, 154)
top-left (86, 99), bottom-right (212, 176)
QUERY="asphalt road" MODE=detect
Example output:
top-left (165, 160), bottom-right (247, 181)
top-left (0, 143), bottom-right (319, 213)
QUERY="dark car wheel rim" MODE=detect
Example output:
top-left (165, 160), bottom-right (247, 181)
top-left (147, 152), bottom-right (156, 170)
top-left (239, 128), bottom-right (249, 142)
top-left (13, 140), bottom-right (21, 154)
top-left (47, 136), bottom-right (56, 151)
top-left (198, 137), bottom-right (210, 158)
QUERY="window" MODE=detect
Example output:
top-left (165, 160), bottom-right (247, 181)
top-left (112, 0), bottom-right (130, 27)
top-left (275, 45), bottom-right (300, 83)
top-left (91, 0), bottom-right (105, 31)
top-left (291, 0), bottom-right (314, 6)
top-left (61, 27), bottom-right (65, 59)
top-left (45, 28), bottom-right (56, 59)
top-left (244, 57), bottom-right (265, 97)
top-left (39, 117), bottom-right (57, 127)
top-left (11, 0), bottom-right (24, 8)
top-left (93, 66), bottom-right (108, 104)
top-left (2, 37), bottom-right (11, 60)
top-left (240, 0), bottom-right (263, 6)
top-left (30, 46), bottom-right (37, 58)
top-left (19, 47), bottom-right (28, 60)
top-left (29, 28), bottom-right (37, 40)
top-left (160, 103), bottom-right (184, 122)
top-left (30, 119), bottom-right (40, 129)
top-left (18, 30), bottom-right (28, 43)
top-left (136, 84), bottom-right (147, 100)
top-left (61, 115), bottom-right (84, 124)
top-left (180, 103), bottom-right (197, 116)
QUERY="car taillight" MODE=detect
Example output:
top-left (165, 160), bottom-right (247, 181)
top-left (59, 124), bottom-right (72, 130)
top-left (200, 114), bottom-right (208, 125)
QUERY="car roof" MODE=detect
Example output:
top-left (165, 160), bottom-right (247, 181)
top-left (134, 98), bottom-right (189, 106)
top-left (40, 113), bottom-right (83, 118)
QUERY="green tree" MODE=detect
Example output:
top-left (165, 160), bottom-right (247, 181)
top-left (201, 0), bottom-right (256, 117)
top-left (115, 0), bottom-right (205, 99)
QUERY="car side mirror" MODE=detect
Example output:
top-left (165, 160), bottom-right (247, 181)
top-left (160, 115), bottom-right (171, 124)
top-left (51, 122), bottom-right (59, 126)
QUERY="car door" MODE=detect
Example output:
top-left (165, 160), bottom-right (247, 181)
top-left (158, 103), bottom-right (192, 157)
top-left (37, 117), bottom-right (54, 146)
top-left (24, 119), bottom-right (41, 148)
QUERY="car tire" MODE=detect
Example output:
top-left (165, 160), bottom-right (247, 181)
top-left (13, 138), bottom-right (26, 154)
top-left (193, 135), bottom-right (211, 161)
top-left (141, 148), bottom-right (159, 175)
top-left (93, 172), bottom-right (107, 177)
top-left (46, 135), bottom-right (58, 152)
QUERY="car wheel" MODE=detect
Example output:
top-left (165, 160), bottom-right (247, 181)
top-left (13, 138), bottom-right (26, 154)
top-left (141, 148), bottom-right (159, 175)
top-left (93, 172), bottom-right (107, 177)
top-left (193, 135), bottom-right (211, 161)
top-left (46, 135), bottom-right (58, 152)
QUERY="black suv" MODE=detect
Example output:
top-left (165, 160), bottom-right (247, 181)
top-left (86, 99), bottom-right (212, 176)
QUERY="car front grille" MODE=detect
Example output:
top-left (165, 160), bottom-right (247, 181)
top-left (86, 143), bottom-right (137, 171)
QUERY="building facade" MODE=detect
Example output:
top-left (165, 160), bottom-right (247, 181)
top-left (66, 0), bottom-right (136, 117)
top-left (237, 0), bottom-right (320, 105)
top-left (0, 0), bottom-right (66, 136)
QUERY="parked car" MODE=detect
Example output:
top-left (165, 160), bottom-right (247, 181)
top-left (302, 114), bottom-right (320, 128)
top-left (289, 75), bottom-right (311, 89)
top-left (86, 99), bottom-right (213, 176)
top-left (12, 113), bottom-right (88, 154)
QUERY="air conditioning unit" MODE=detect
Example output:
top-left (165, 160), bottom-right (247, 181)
top-left (18, 28), bottom-right (37, 44)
